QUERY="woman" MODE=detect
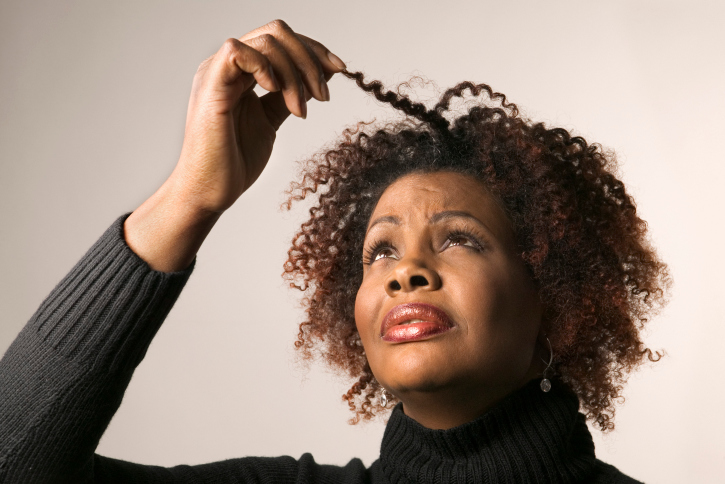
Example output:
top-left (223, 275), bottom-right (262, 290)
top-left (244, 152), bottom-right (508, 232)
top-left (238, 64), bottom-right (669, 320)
top-left (0, 20), bottom-right (668, 483)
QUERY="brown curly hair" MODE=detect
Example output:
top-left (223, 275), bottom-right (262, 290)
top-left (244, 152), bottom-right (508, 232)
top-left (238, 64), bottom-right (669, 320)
top-left (282, 71), bottom-right (670, 432)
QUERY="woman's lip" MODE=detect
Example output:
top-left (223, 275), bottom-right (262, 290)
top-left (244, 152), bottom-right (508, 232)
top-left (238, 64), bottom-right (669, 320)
top-left (380, 303), bottom-right (454, 342)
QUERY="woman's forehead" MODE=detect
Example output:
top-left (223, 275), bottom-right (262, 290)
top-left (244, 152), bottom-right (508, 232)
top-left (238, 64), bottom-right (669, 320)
top-left (368, 171), bottom-right (516, 243)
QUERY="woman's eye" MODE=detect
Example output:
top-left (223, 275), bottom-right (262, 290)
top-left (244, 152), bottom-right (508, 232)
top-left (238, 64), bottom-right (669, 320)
top-left (444, 232), bottom-right (482, 250)
top-left (363, 242), bottom-right (398, 265)
top-left (373, 247), bottom-right (396, 261)
top-left (449, 235), bottom-right (475, 247)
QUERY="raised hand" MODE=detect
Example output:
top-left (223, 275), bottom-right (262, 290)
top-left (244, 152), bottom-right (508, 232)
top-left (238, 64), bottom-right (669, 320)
top-left (124, 21), bottom-right (345, 272)
top-left (174, 19), bottom-right (346, 214)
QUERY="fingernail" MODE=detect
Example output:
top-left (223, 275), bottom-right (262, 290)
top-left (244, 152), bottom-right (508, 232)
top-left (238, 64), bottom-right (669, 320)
top-left (300, 100), bottom-right (307, 119)
top-left (327, 52), bottom-right (346, 70)
top-left (321, 78), bottom-right (330, 101)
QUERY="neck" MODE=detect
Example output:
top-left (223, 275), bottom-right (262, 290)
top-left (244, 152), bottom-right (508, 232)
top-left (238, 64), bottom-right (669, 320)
top-left (398, 377), bottom-right (537, 429)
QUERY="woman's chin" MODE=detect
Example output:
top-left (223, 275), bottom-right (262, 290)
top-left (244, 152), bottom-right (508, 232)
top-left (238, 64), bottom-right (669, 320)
top-left (375, 356), bottom-right (462, 396)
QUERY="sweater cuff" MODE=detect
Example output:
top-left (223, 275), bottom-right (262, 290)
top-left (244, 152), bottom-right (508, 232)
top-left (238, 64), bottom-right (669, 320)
top-left (29, 212), bottom-right (195, 372)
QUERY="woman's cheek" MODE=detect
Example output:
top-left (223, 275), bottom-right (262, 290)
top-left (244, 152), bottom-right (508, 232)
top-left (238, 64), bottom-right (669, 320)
top-left (354, 278), bottom-right (378, 344)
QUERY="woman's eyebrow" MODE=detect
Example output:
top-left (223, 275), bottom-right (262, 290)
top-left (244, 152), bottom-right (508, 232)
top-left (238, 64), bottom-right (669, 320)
top-left (428, 210), bottom-right (490, 228)
top-left (365, 215), bottom-right (400, 236)
top-left (366, 211), bottom-right (495, 237)
top-left (429, 210), bottom-right (493, 234)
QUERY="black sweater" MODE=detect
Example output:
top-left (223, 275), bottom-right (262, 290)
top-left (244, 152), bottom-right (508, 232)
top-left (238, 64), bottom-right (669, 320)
top-left (0, 213), bottom-right (643, 483)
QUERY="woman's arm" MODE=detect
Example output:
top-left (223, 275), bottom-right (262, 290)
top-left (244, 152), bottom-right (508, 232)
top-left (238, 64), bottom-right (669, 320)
top-left (0, 213), bottom-right (196, 483)
top-left (0, 21), bottom-right (344, 483)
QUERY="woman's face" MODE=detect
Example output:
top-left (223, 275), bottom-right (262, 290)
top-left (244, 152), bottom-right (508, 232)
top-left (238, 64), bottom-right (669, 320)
top-left (354, 171), bottom-right (544, 426)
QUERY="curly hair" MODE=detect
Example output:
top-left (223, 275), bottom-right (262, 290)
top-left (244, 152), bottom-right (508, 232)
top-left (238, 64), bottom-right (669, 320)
top-left (282, 71), bottom-right (670, 432)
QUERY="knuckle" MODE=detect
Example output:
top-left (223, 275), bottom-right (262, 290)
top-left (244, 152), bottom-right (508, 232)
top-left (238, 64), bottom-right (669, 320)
top-left (257, 33), bottom-right (276, 48)
top-left (222, 44), bottom-right (240, 64)
top-left (222, 37), bottom-right (239, 51)
top-left (269, 19), bottom-right (291, 32)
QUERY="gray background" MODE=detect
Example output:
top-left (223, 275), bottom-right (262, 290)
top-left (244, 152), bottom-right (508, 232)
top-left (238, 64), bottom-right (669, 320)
top-left (1, 1), bottom-right (723, 482)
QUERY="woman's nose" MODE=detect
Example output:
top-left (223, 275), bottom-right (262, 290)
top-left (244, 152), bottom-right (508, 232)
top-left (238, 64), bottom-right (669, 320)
top-left (385, 257), bottom-right (441, 297)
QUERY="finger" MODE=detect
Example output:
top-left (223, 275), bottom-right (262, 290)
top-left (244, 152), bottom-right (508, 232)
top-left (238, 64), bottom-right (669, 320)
top-left (239, 21), bottom-right (345, 73)
top-left (211, 38), bottom-right (280, 94)
top-left (261, 71), bottom-right (333, 131)
top-left (296, 33), bottom-right (347, 73)
top-left (277, 30), bottom-right (329, 103)
top-left (244, 34), bottom-right (307, 118)
top-left (242, 20), bottom-right (330, 104)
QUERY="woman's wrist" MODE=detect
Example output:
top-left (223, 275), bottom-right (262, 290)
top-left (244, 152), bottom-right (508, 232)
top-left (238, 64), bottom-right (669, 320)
top-left (123, 176), bottom-right (223, 273)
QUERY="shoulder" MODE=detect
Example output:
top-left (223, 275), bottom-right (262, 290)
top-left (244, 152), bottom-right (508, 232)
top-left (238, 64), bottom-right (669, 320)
top-left (590, 459), bottom-right (645, 484)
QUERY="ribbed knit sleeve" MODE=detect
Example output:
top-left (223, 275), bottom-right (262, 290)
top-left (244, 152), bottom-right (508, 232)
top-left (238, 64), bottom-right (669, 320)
top-left (0, 213), bottom-right (195, 483)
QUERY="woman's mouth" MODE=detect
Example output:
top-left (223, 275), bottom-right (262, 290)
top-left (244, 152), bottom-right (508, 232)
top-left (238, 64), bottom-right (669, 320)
top-left (380, 303), bottom-right (454, 343)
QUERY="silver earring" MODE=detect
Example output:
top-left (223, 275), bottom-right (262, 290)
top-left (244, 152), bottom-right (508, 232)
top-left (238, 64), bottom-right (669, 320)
top-left (540, 337), bottom-right (553, 393)
top-left (380, 389), bottom-right (390, 407)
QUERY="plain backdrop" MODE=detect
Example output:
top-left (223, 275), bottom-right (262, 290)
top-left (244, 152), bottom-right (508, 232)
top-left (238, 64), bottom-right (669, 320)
top-left (1, 1), bottom-right (723, 482)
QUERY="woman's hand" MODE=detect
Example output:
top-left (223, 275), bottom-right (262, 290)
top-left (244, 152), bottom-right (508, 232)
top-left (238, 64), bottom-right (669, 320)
top-left (173, 19), bottom-right (346, 213)
top-left (124, 21), bottom-right (345, 272)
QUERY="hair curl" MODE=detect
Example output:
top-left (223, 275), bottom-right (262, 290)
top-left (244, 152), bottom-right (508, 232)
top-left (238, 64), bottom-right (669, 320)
top-left (282, 71), bottom-right (670, 431)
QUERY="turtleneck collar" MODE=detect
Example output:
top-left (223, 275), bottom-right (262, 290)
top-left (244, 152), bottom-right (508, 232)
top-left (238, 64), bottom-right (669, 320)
top-left (377, 379), bottom-right (597, 484)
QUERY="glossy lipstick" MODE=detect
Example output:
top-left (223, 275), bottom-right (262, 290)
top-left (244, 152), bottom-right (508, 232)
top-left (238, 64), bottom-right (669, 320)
top-left (380, 303), bottom-right (454, 343)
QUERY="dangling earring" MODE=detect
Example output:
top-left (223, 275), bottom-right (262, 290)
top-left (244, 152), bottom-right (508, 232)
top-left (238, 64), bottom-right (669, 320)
top-left (540, 337), bottom-right (553, 393)
top-left (380, 389), bottom-right (390, 407)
